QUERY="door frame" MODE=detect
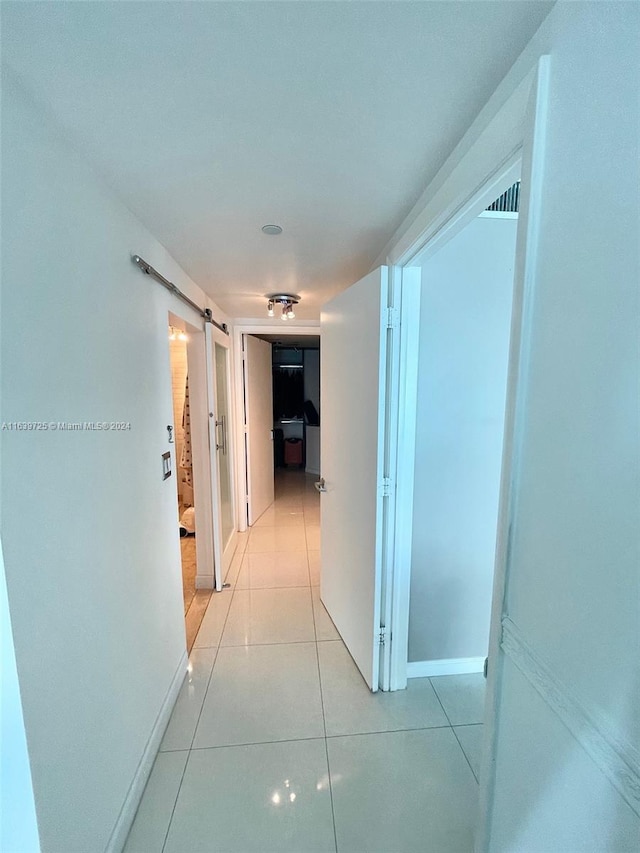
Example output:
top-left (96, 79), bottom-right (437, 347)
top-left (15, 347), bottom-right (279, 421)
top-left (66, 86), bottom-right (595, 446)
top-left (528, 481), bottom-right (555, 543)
top-left (475, 58), bottom-right (550, 851)
top-left (381, 56), bottom-right (549, 847)
top-left (232, 323), bottom-right (320, 531)
top-left (374, 58), bottom-right (549, 692)
top-left (382, 264), bottom-right (421, 691)
top-left (205, 321), bottom-right (238, 589)
top-left (167, 310), bottom-right (216, 591)
top-left (387, 154), bottom-right (523, 690)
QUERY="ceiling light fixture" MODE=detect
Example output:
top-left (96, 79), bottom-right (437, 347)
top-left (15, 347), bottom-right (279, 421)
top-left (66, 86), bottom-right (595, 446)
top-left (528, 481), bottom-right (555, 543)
top-left (265, 293), bottom-right (300, 321)
top-left (169, 326), bottom-right (188, 342)
top-left (261, 224), bottom-right (283, 235)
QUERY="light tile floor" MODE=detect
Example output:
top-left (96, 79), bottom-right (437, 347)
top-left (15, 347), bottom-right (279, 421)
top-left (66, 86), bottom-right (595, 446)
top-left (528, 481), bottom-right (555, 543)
top-left (125, 470), bottom-right (484, 853)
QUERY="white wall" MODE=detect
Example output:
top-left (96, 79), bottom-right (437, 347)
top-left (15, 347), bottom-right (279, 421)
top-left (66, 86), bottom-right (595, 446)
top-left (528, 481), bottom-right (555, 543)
top-left (409, 215), bottom-right (517, 663)
top-left (1, 541), bottom-right (40, 853)
top-left (0, 73), bottom-right (228, 852)
top-left (485, 3), bottom-right (640, 847)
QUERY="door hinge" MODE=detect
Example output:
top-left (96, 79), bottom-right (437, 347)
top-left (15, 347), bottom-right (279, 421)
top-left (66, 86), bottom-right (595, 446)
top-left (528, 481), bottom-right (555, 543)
top-left (378, 626), bottom-right (387, 645)
top-left (379, 477), bottom-right (393, 497)
top-left (386, 306), bottom-right (400, 330)
top-left (483, 656), bottom-right (488, 679)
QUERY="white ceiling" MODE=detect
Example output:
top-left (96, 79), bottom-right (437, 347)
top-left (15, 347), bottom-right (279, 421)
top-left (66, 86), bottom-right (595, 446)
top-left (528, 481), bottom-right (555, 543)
top-left (2, 1), bottom-right (553, 320)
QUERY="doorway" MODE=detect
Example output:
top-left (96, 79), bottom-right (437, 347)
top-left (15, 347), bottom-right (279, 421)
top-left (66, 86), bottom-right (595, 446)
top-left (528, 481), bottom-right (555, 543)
top-left (234, 327), bottom-right (321, 532)
top-left (270, 338), bottom-right (320, 473)
top-left (167, 316), bottom-right (212, 651)
top-left (269, 338), bottom-right (321, 536)
top-left (406, 178), bottom-right (520, 682)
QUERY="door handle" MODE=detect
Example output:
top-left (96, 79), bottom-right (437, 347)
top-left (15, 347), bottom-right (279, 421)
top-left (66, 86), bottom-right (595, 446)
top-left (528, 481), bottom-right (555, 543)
top-left (215, 414), bottom-right (227, 455)
top-left (314, 478), bottom-right (327, 493)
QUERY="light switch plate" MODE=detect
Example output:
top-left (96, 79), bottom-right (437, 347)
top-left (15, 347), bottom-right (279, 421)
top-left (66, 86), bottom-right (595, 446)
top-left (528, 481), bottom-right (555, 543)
top-left (162, 451), bottom-right (171, 480)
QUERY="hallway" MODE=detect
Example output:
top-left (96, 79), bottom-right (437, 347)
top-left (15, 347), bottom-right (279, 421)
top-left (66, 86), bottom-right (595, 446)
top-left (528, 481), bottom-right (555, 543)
top-left (125, 470), bottom-right (484, 852)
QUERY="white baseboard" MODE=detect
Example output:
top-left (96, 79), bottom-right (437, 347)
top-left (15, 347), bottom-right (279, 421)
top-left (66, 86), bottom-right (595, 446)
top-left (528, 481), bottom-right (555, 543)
top-left (305, 466), bottom-right (320, 476)
top-left (407, 656), bottom-right (485, 678)
top-left (105, 650), bottom-right (188, 853)
top-left (195, 573), bottom-right (214, 590)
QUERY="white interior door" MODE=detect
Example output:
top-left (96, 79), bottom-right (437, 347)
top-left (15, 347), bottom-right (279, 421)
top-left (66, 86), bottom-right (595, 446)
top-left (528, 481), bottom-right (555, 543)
top-left (205, 324), bottom-right (237, 591)
top-left (320, 266), bottom-right (390, 691)
top-left (243, 334), bottom-right (274, 525)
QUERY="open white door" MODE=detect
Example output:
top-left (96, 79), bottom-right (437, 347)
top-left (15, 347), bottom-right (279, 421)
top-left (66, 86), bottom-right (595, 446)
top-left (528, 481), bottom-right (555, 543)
top-left (320, 266), bottom-right (392, 691)
top-left (205, 323), bottom-right (237, 591)
top-left (243, 335), bottom-right (274, 525)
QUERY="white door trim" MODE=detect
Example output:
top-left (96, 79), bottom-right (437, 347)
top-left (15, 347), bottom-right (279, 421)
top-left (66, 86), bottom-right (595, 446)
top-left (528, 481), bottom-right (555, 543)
top-left (476, 57), bottom-right (551, 852)
top-left (381, 68), bottom-right (535, 269)
top-left (386, 264), bottom-right (421, 690)
top-left (204, 323), bottom-right (224, 591)
top-left (387, 160), bottom-right (523, 690)
top-left (232, 323), bottom-right (320, 532)
top-left (205, 322), bottom-right (237, 590)
top-left (406, 154), bottom-right (522, 266)
top-left (382, 62), bottom-right (548, 716)
top-left (167, 311), bottom-right (215, 593)
top-left (381, 72), bottom-right (540, 693)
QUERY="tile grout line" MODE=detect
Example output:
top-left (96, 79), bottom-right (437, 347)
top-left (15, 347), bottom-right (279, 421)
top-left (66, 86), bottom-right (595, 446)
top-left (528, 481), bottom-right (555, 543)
top-left (189, 542), bottom-right (244, 754)
top-left (451, 724), bottom-right (479, 785)
top-left (232, 583), bottom-right (312, 592)
top-left (429, 678), bottom-right (453, 727)
top-left (161, 476), bottom-right (324, 852)
top-left (160, 537), bottom-right (244, 853)
top-left (201, 638), bottom-right (320, 649)
top-left (307, 492), bottom-right (340, 853)
top-left (326, 723), bottom-right (456, 740)
top-left (167, 722), bottom-right (462, 753)
top-left (159, 750), bottom-right (190, 853)
top-left (187, 735), bottom-right (329, 752)
top-left (429, 678), bottom-right (479, 785)
top-left (317, 672), bottom-right (339, 853)
top-left (307, 529), bottom-right (340, 853)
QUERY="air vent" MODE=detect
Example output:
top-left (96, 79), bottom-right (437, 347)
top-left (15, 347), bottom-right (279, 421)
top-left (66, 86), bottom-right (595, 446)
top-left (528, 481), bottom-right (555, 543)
top-left (486, 181), bottom-right (520, 213)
